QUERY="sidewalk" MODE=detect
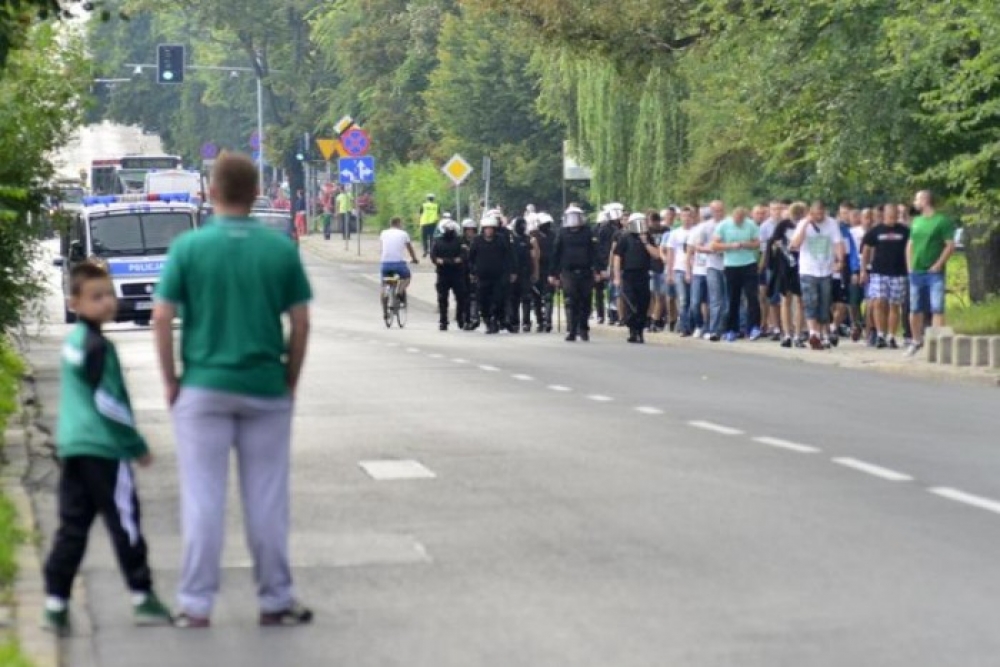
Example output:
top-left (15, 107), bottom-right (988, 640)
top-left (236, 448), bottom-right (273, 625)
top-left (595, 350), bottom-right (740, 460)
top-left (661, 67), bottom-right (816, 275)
top-left (301, 241), bottom-right (1000, 386)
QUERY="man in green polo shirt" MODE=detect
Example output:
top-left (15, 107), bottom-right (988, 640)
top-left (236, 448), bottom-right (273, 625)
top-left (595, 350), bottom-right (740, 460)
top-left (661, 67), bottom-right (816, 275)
top-left (905, 190), bottom-right (955, 357)
top-left (152, 152), bottom-right (313, 629)
top-left (712, 206), bottom-right (763, 341)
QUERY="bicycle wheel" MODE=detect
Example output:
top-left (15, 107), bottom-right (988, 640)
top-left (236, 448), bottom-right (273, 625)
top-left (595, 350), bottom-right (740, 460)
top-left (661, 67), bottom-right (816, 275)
top-left (382, 285), bottom-right (393, 328)
top-left (396, 294), bottom-right (408, 328)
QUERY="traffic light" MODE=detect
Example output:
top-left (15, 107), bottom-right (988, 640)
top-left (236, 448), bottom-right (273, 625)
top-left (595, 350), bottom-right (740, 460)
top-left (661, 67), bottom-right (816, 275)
top-left (157, 44), bottom-right (185, 84)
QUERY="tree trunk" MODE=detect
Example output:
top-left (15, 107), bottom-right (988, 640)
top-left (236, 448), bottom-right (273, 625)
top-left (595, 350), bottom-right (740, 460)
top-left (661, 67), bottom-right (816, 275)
top-left (965, 222), bottom-right (1000, 302)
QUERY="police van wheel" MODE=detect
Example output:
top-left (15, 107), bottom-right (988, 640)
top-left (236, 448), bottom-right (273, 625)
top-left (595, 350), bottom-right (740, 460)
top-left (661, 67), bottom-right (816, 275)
top-left (64, 307), bottom-right (77, 324)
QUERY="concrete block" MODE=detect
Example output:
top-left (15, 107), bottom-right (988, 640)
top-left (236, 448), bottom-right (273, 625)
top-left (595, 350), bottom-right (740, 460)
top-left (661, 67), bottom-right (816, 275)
top-left (972, 337), bottom-right (991, 367)
top-left (926, 326), bottom-right (955, 340)
top-left (991, 337), bottom-right (1000, 370)
top-left (938, 335), bottom-right (954, 365)
top-left (953, 335), bottom-right (972, 366)
top-left (926, 337), bottom-right (940, 363)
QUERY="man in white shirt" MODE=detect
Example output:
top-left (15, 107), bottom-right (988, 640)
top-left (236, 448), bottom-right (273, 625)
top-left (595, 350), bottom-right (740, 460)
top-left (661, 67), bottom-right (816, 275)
top-left (757, 202), bottom-right (782, 339)
top-left (791, 201), bottom-right (845, 350)
top-left (688, 200), bottom-right (726, 341)
top-left (379, 217), bottom-right (420, 302)
top-left (663, 206), bottom-right (696, 336)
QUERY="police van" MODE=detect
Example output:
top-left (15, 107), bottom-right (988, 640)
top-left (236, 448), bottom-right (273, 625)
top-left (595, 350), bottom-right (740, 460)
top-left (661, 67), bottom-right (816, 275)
top-left (54, 193), bottom-right (199, 325)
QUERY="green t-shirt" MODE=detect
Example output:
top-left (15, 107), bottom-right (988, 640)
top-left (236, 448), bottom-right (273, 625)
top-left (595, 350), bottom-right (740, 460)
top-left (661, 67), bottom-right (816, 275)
top-left (714, 219), bottom-right (760, 267)
top-left (156, 215), bottom-right (313, 397)
top-left (58, 321), bottom-right (148, 460)
top-left (909, 212), bottom-right (955, 272)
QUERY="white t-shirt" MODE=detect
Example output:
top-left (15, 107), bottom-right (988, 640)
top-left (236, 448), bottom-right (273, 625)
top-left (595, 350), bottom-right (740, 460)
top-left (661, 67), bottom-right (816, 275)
top-left (689, 221), bottom-right (711, 276)
top-left (795, 217), bottom-right (843, 278)
top-left (665, 227), bottom-right (690, 273)
top-left (759, 218), bottom-right (778, 253)
top-left (697, 220), bottom-right (725, 271)
top-left (849, 225), bottom-right (865, 252)
top-left (379, 228), bottom-right (411, 263)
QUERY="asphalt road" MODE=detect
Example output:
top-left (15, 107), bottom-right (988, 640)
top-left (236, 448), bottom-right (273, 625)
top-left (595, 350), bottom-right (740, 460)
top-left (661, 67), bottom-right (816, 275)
top-left (25, 241), bottom-right (1000, 667)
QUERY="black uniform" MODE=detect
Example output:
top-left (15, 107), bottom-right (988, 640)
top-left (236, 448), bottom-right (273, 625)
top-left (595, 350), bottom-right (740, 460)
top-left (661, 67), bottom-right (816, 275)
top-left (594, 221), bottom-right (619, 322)
top-left (531, 226), bottom-right (556, 331)
top-left (431, 232), bottom-right (468, 329)
top-left (615, 232), bottom-right (655, 342)
top-left (495, 225), bottom-right (514, 327)
top-left (461, 232), bottom-right (479, 329)
top-left (550, 226), bottom-right (598, 340)
top-left (507, 229), bottom-right (534, 332)
top-left (469, 233), bottom-right (515, 333)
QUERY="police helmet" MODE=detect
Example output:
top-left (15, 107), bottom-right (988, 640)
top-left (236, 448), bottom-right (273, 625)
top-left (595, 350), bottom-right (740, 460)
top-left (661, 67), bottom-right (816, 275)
top-left (461, 218), bottom-right (478, 230)
top-left (627, 212), bottom-right (647, 234)
top-left (440, 220), bottom-right (461, 235)
top-left (480, 215), bottom-right (499, 229)
top-left (563, 205), bottom-right (584, 228)
top-left (606, 203), bottom-right (625, 222)
top-left (537, 212), bottom-right (554, 227)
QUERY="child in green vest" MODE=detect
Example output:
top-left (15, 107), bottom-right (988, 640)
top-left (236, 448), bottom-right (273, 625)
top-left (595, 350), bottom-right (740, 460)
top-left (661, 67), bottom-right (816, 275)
top-left (42, 263), bottom-right (172, 634)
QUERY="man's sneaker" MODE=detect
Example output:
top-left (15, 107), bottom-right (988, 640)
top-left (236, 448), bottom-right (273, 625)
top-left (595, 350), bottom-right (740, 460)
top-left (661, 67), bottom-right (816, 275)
top-left (173, 613), bottom-right (211, 629)
top-left (889, 337), bottom-right (899, 350)
top-left (709, 333), bottom-right (721, 342)
top-left (679, 331), bottom-right (692, 338)
top-left (867, 329), bottom-right (878, 347)
top-left (748, 327), bottom-right (762, 341)
top-left (905, 341), bottom-right (924, 358)
top-left (693, 328), bottom-right (703, 339)
top-left (770, 330), bottom-right (782, 342)
top-left (794, 337), bottom-right (806, 349)
top-left (876, 335), bottom-right (888, 349)
top-left (808, 334), bottom-right (823, 350)
top-left (851, 326), bottom-right (863, 342)
top-left (724, 331), bottom-right (738, 343)
top-left (828, 334), bottom-right (839, 348)
top-left (43, 607), bottom-right (70, 636)
top-left (580, 330), bottom-right (590, 342)
top-left (133, 591), bottom-right (173, 627)
top-left (822, 337), bottom-right (832, 350)
top-left (260, 601), bottom-right (314, 627)
top-left (780, 336), bottom-right (792, 348)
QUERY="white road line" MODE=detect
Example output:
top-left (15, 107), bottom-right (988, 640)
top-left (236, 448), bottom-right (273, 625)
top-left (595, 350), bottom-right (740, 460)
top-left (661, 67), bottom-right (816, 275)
top-left (548, 385), bottom-right (572, 392)
top-left (635, 406), bottom-right (663, 415)
top-left (359, 460), bottom-right (436, 481)
top-left (587, 395), bottom-right (614, 402)
top-left (832, 457), bottom-right (913, 482)
top-left (929, 488), bottom-right (1000, 515)
top-left (452, 358), bottom-right (468, 364)
top-left (512, 374), bottom-right (534, 381)
top-left (427, 353), bottom-right (444, 359)
top-left (752, 436), bottom-right (821, 454)
top-left (406, 347), bottom-right (421, 353)
top-left (385, 342), bottom-right (399, 348)
top-left (479, 365), bottom-right (500, 372)
top-left (688, 420), bottom-right (743, 436)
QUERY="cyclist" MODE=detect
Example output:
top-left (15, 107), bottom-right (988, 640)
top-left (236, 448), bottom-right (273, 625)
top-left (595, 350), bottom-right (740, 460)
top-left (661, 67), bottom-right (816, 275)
top-left (380, 217), bottom-right (420, 304)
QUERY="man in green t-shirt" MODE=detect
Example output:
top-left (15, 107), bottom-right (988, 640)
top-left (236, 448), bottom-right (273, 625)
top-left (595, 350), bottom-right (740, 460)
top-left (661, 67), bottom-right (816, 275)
top-left (711, 206), bottom-right (763, 341)
top-left (153, 152), bottom-right (313, 629)
top-left (905, 190), bottom-right (956, 357)
top-left (335, 187), bottom-right (354, 240)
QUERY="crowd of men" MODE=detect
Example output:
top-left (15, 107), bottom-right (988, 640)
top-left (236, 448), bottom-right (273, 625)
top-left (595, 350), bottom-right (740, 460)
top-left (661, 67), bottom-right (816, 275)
top-left (383, 191), bottom-right (956, 354)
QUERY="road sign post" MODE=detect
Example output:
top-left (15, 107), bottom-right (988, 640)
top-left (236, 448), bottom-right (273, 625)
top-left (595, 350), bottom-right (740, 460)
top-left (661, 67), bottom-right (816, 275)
top-left (442, 154), bottom-right (473, 222)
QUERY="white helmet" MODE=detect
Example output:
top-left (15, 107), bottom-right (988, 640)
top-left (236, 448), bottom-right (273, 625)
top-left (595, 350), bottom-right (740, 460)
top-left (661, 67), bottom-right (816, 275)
top-left (480, 215), bottom-right (499, 229)
top-left (606, 204), bottom-right (625, 222)
top-left (627, 212), bottom-right (647, 234)
top-left (461, 218), bottom-right (478, 230)
top-left (563, 205), bottom-right (585, 228)
top-left (598, 210), bottom-right (609, 224)
top-left (427, 193), bottom-right (436, 200)
top-left (440, 220), bottom-right (460, 235)
top-left (525, 204), bottom-right (537, 214)
top-left (442, 211), bottom-right (452, 218)
top-left (537, 212), bottom-right (554, 227)
top-left (526, 213), bottom-right (539, 232)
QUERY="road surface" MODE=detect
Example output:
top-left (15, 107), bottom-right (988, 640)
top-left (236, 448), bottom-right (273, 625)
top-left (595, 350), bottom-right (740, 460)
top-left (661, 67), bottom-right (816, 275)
top-left (25, 241), bottom-right (1000, 667)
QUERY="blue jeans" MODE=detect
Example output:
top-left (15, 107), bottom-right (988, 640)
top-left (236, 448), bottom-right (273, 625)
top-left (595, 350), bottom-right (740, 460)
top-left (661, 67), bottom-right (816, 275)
top-left (707, 268), bottom-right (726, 335)
top-left (689, 275), bottom-right (707, 330)
top-left (673, 270), bottom-right (692, 333)
top-left (801, 275), bottom-right (833, 324)
top-left (909, 271), bottom-right (946, 315)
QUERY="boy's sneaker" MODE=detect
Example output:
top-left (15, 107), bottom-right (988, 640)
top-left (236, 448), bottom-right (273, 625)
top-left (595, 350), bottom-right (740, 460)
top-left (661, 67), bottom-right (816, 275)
top-left (134, 591), bottom-right (173, 627)
top-left (876, 336), bottom-right (888, 349)
top-left (43, 607), bottom-right (70, 636)
top-left (173, 613), bottom-right (211, 629)
top-left (260, 601), bottom-right (314, 627)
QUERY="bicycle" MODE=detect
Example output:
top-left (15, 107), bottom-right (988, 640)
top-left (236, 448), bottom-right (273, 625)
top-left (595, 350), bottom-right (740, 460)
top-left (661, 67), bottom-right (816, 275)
top-left (381, 272), bottom-right (408, 329)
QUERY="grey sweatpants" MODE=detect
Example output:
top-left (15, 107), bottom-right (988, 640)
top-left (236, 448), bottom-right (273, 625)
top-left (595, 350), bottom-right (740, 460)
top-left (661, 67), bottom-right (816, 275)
top-left (172, 387), bottom-right (295, 617)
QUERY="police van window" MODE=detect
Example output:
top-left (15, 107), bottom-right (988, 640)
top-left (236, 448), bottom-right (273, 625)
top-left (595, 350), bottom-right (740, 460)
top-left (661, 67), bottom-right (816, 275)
top-left (89, 212), bottom-right (194, 256)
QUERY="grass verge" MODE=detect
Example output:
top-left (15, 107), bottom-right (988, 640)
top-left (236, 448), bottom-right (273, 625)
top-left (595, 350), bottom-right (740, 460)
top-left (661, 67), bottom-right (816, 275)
top-left (0, 341), bottom-right (31, 665)
top-left (947, 254), bottom-right (1000, 335)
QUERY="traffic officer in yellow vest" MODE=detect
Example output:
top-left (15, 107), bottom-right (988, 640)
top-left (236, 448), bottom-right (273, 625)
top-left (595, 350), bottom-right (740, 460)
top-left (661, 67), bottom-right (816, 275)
top-left (418, 194), bottom-right (441, 258)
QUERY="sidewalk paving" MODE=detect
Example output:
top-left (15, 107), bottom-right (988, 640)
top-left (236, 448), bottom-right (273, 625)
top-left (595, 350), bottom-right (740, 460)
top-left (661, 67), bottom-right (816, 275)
top-left (302, 239), bottom-right (999, 387)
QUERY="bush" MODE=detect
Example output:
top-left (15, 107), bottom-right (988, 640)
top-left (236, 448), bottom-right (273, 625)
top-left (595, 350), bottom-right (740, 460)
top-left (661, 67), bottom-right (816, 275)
top-left (373, 161), bottom-right (457, 233)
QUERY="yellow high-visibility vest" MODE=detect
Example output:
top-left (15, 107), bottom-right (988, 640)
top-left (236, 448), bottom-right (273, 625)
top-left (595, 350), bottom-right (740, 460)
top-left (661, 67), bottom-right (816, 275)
top-left (420, 201), bottom-right (440, 226)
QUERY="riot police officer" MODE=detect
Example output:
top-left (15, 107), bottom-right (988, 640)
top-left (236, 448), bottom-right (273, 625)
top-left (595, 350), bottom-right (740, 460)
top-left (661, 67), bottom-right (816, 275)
top-left (507, 217), bottom-right (538, 333)
top-left (550, 205), bottom-right (599, 342)
top-left (613, 213), bottom-right (661, 343)
top-left (531, 213), bottom-right (556, 332)
top-left (460, 219), bottom-right (480, 330)
top-left (430, 219), bottom-right (468, 331)
top-left (468, 214), bottom-right (516, 334)
top-left (596, 204), bottom-right (624, 325)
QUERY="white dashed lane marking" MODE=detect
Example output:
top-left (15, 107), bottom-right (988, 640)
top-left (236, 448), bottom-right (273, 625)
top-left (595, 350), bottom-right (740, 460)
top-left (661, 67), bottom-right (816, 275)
top-left (512, 374), bottom-right (534, 382)
top-left (406, 347), bottom-right (421, 353)
top-left (634, 406), bottom-right (663, 415)
top-left (688, 420), bottom-right (744, 436)
top-left (452, 358), bottom-right (468, 364)
top-left (427, 353), bottom-right (444, 359)
top-left (929, 488), bottom-right (1000, 515)
top-left (548, 385), bottom-right (572, 392)
top-left (832, 457), bottom-right (913, 482)
top-left (587, 395), bottom-right (614, 402)
top-left (359, 460), bottom-right (436, 481)
top-left (752, 436), bottom-right (821, 454)
top-left (479, 365), bottom-right (500, 372)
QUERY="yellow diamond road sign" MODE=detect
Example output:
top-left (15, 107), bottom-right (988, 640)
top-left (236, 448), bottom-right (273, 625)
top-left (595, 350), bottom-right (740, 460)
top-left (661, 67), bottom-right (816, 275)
top-left (442, 154), bottom-right (473, 185)
top-left (316, 138), bottom-right (340, 161)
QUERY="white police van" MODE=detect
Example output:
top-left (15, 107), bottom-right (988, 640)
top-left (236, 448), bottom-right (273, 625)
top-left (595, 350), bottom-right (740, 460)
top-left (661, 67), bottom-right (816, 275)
top-left (54, 193), bottom-right (199, 325)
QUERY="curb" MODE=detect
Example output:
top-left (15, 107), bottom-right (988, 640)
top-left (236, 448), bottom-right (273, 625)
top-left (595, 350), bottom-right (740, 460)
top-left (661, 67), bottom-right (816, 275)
top-left (2, 386), bottom-right (60, 667)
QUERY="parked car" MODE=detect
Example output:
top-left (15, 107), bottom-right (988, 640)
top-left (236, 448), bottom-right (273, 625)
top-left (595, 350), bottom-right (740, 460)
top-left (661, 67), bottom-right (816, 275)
top-left (255, 208), bottom-right (299, 246)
